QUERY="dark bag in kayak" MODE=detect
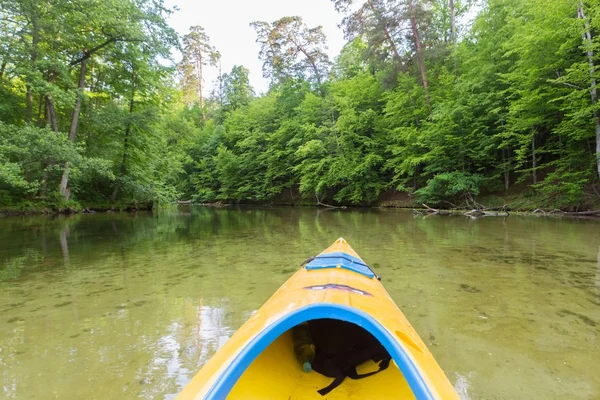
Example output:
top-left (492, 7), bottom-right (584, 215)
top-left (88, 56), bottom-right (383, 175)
top-left (308, 318), bottom-right (392, 396)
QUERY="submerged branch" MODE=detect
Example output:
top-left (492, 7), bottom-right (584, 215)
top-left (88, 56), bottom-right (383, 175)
top-left (315, 193), bottom-right (346, 209)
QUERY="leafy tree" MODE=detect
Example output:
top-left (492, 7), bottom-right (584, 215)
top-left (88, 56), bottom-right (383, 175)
top-left (251, 16), bottom-right (330, 92)
top-left (178, 25), bottom-right (220, 112)
top-left (222, 65), bottom-right (254, 113)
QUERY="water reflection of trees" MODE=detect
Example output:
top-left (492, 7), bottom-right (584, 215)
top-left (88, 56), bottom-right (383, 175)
top-left (3, 207), bottom-right (600, 281)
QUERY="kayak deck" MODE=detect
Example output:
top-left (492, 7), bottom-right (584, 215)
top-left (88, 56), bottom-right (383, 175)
top-left (228, 329), bottom-right (416, 399)
top-left (177, 238), bottom-right (459, 400)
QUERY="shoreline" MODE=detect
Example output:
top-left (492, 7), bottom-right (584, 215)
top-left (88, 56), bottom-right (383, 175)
top-left (4, 201), bottom-right (598, 220)
top-left (0, 201), bottom-right (153, 216)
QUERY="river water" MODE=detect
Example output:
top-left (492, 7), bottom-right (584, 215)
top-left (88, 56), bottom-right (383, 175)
top-left (1, 206), bottom-right (599, 399)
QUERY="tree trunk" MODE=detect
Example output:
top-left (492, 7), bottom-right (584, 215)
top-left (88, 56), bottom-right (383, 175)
top-left (69, 54), bottom-right (88, 142)
top-left (503, 148), bottom-right (510, 190)
top-left (195, 52), bottom-right (205, 120)
top-left (578, 3), bottom-right (600, 182)
top-left (0, 61), bottom-right (6, 80)
top-left (38, 72), bottom-right (59, 197)
top-left (218, 61), bottom-right (223, 107)
top-left (25, 86), bottom-right (34, 124)
top-left (25, 16), bottom-right (40, 124)
top-left (36, 94), bottom-right (44, 126)
top-left (532, 134), bottom-right (537, 185)
top-left (367, 0), bottom-right (402, 62)
top-left (408, 0), bottom-right (430, 111)
top-left (112, 66), bottom-right (136, 202)
top-left (59, 53), bottom-right (88, 200)
top-left (449, 0), bottom-right (456, 42)
top-left (46, 96), bottom-right (59, 132)
top-left (290, 38), bottom-right (324, 95)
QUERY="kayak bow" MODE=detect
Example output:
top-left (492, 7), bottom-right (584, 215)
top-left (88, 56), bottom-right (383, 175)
top-left (178, 238), bottom-right (459, 399)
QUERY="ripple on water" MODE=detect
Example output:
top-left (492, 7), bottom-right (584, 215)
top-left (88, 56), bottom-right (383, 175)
top-left (557, 309), bottom-right (597, 327)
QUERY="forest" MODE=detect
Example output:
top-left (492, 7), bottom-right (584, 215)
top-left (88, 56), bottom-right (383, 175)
top-left (1, 0), bottom-right (599, 212)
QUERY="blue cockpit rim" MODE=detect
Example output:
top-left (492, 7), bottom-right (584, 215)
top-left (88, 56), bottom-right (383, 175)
top-left (204, 303), bottom-right (435, 400)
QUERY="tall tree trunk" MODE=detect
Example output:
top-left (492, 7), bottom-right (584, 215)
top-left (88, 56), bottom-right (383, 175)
top-left (408, 0), bottom-right (430, 111)
top-left (290, 38), bottom-right (324, 95)
top-left (1, 2), bottom-right (9, 82)
top-left (531, 134), bottom-right (537, 184)
top-left (195, 53), bottom-right (205, 120)
top-left (38, 101), bottom-right (56, 196)
top-left (218, 61), bottom-right (223, 107)
top-left (25, 86), bottom-right (34, 123)
top-left (25, 19), bottom-right (40, 124)
top-left (367, 0), bottom-right (402, 62)
top-left (46, 96), bottom-right (59, 132)
top-left (0, 8), bottom-right (6, 82)
top-left (38, 72), bottom-right (59, 197)
top-left (36, 94), bottom-right (44, 126)
top-left (578, 3), bottom-right (600, 181)
top-left (59, 53), bottom-right (88, 200)
top-left (449, 0), bottom-right (456, 42)
top-left (112, 66), bottom-right (136, 202)
top-left (68, 54), bottom-right (88, 142)
top-left (502, 148), bottom-right (510, 190)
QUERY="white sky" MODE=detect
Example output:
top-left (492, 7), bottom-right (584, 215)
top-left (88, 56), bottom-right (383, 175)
top-left (164, 0), bottom-right (347, 95)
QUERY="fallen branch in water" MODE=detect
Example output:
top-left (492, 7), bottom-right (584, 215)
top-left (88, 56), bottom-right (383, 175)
top-left (315, 194), bottom-right (346, 209)
top-left (481, 204), bottom-right (510, 217)
top-left (562, 209), bottom-right (600, 216)
top-left (422, 204), bottom-right (440, 214)
top-left (464, 209), bottom-right (486, 217)
top-left (530, 208), bottom-right (600, 217)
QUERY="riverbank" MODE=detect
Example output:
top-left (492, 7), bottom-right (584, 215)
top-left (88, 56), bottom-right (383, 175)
top-left (0, 200), bottom-right (153, 216)
top-left (2, 186), bottom-right (600, 216)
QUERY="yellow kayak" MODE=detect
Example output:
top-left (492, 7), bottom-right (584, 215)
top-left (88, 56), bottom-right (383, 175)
top-left (178, 238), bottom-right (459, 399)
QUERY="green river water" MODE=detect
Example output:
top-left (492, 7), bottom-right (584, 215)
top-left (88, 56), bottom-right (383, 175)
top-left (1, 206), bottom-right (599, 399)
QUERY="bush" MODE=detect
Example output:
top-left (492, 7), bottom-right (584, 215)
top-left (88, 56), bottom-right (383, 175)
top-left (414, 172), bottom-right (485, 206)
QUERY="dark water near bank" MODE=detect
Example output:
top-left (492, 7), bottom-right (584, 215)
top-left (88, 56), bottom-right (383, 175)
top-left (1, 207), bottom-right (599, 399)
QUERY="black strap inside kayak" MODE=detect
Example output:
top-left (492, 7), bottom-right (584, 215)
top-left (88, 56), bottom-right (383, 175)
top-left (317, 374), bottom-right (346, 396)
top-left (317, 357), bottom-right (391, 396)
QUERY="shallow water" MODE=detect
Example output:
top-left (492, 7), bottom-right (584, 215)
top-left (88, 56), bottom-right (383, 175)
top-left (1, 207), bottom-right (599, 399)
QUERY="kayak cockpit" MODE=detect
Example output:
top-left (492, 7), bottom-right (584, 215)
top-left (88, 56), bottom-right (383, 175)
top-left (204, 304), bottom-right (433, 399)
top-left (228, 318), bottom-right (416, 399)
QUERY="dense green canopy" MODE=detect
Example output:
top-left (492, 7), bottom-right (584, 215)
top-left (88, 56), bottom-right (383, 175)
top-left (1, 0), bottom-right (599, 211)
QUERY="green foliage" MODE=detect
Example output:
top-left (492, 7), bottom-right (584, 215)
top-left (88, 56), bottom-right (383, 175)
top-left (0, 0), bottom-right (183, 209)
top-left (414, 172), bottom-right (485, 205)
top-left (222, 65), bottom-right (254, 113)
top-left (0, 122), bottom-right (112, 199)
top-left (1, 0), bottom-right (600, 212)
top-left (182, 0), bottom-right (600, 209)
